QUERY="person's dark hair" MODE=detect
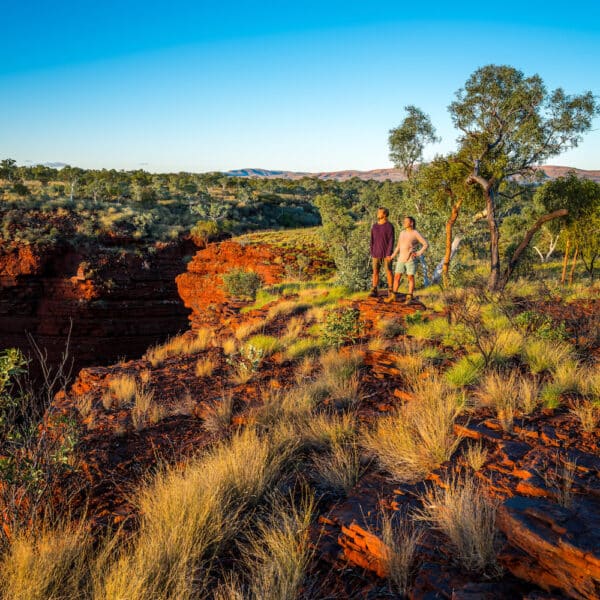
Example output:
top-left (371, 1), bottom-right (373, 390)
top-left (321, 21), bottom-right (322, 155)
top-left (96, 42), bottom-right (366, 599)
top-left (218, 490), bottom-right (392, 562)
top-left (378, 207), bottom-right (389, 217)
top-left (405, 215), bottom-right (416, 228)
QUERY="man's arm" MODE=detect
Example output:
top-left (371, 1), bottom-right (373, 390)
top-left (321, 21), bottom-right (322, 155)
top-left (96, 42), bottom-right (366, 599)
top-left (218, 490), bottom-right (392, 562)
top-left (385, 225), bottom-right (395, 258)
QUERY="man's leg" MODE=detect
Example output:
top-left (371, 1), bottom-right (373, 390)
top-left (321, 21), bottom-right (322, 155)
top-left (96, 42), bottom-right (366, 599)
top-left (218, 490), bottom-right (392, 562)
top-left (370, 258), bottom-right (380, 296)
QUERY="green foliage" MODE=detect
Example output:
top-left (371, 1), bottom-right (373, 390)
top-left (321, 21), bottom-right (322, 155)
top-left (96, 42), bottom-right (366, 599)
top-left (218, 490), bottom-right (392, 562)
top-left (222, 268), bottom-right (263, 301)
top-left (321, 307), bottom-right (363, 348)
top-left (244, 335), bottom-right (281, 357)
top-left (514, 310), bottom-right (568, 341)
top-left (445, 354), bottom-right (485, 387)
top-left (191, 219), bottom-right (221, 245)
top-left (0, 349), bottom-right (27, 428)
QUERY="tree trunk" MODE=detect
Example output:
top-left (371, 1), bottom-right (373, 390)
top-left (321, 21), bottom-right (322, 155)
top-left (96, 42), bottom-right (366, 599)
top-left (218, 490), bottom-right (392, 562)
top-left (501, 209), bottom-right (568, 288)
top-left (486, 189), bottom-right (501, 290)
top-left (433, 235), bottom-right (463, 283)
top-left (569, 246), bottom-right (579, 285)
top-left (442, 198), bottom-right (463, 284)
top-left (561, 238), bottom-right (570, 284)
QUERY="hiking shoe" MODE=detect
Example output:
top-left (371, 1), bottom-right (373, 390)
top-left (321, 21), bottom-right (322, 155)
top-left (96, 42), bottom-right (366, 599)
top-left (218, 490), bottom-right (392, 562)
top-left (368, 287), bottom-right (378, 298)
top-left (404, 294), bottom-right (413, 304)
top-left (384, 292), bottom-right (396, 303)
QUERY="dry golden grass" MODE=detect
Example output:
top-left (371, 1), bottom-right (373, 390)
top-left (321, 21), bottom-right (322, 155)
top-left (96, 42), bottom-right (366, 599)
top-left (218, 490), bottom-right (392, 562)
top-left (522, 339), bottom-right (574, 375)
top-left (368, 336), bottom-right (390, 352)
top-left (378, 511), bottom-right (422, 596)
top-left (234, 321), bottom-right (264, 341)
top-left (475, 370), bottom-right (518, 431)
top-left (319, 349), bottom-right (363, 409)
top-left (376, 317), bottom-right (405, 339)
top-left (195, 357), bottom-right (216, 378)
top-left (492, 329), bottom-right (523, 363)
top-left (241, 493), bottom-right (315, 600)
top-left (101, 390), bottom-right (113, 411)
top-left (362, 376), bottom-right (462, 481)
top-left (222, 337), bottom-right (237, 356)
top-left (139, 369), bottom-right (151, 385)
top-left (304, 306), bottom-right (326, 324)
top-left (266, 300), bottom-right (310, 321)
top-left (145, 329), bottom-right (213, 367)
top-left (131, 384), bottom-right (157, 431)
top-left (302, 411), bottom-right (356, 449)
top-left (202, 394), bottom-right (234, 433)
top-left (570, 400), bottom-right (600, 432)
top-left (100, 428), bottom-right (294, 600)
top-left (312, 442), bottom-right (363, 496)
top-left (0, 522), bottom-right (92, 600)
top-left (463, 441), bottom-right (488, 471)
top-left (518, 376), bottom-right (540, 414)
top-left (551, 360), bottom-right (583, 395)
top-left (281, 315), bottom-right (305, 343)
top-left (108, 374), bottom-right (136, 406)
top-left (393, 354), bottom-right (426, 381)
top-left (418, 475), bottom-right (499, 574)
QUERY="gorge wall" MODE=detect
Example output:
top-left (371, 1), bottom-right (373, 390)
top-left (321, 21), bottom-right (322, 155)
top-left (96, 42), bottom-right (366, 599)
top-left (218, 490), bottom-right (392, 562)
top-left (0, 238), bottom-right (196, 376)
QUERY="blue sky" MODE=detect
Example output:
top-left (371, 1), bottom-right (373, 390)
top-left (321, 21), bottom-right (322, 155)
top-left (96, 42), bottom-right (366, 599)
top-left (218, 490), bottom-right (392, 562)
top-left (1, 1), bottom-right (599, 172)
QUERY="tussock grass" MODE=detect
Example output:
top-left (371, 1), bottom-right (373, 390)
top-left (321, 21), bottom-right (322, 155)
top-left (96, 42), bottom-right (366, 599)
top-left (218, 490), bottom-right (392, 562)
top-left (378, 511), bottom-right (422, 596)
top-left (222, 337), bottom-right (237, 356)
top-left (131, 384), bottom-right (158, 430)
top-left (312, 442), bottom-right (363, 496)
top-left (476, 370), bottom-right (518, 430)
top-left (281, 316), bottom-right (305, 343)
top-left (362, 376), bottom-right (462, 481)
top-left (244, 335), bottom-right (281, 358)
top-left (139, 369), bottom-right (151, 385)
top-left (195, 357), bottom-right (216, 378)
top-left (518, 376), bottom-right (540, 414)
top-left (302, 411), bottom-right (356, 449)
top-left (234, 321), bottom-right (264, 341)
top-left (463, 441), bottom-right (488, 471)
top-left (0, 523), bottom-right (92, 600)
top-left (266, 300), bottom-right (310, 321)
top-left (418, 475), bottom-right (499, 574)
top-left (285, 338), bottom-right (324, 361)
top-left (101, 390), bottom-right (114, 411)
top-left (522, 339), bottom-right (574, 375)
top-left (445, 354), bottom-right (484, 388)
top-left (406, 317), bottom-right (453, 343)
top-left (570, 400), bottom-right (600, 432)
top-left (393, 354), bottom-right (426, 381)
top-left (108, 374), bottom-right (137, 406)
top-left (551, 360), bottom-right (583, 395)
top-left (241, 493), bottom-right (315, 600)
top-left (145, 329), bottom-right (213, 366)
top-left (202, 394), bottom-right (234, 433)
top-left (319, 349), bottom-right (363, 409)
top-left (492, 329), bottom-right (523, 363)
top-left (367, 336), bottom-right (390, 352)
top-left (101, 428), bottom-right (293, 600)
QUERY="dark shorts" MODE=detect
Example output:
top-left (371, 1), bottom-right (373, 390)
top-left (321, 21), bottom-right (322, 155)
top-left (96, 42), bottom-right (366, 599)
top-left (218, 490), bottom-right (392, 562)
top-left (372, 257), bottom-right (393, 273)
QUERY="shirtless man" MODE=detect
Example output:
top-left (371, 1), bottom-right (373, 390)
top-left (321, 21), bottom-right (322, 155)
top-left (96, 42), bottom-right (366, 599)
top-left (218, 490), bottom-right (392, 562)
top-left (384, 216), bottom-right (428, 304)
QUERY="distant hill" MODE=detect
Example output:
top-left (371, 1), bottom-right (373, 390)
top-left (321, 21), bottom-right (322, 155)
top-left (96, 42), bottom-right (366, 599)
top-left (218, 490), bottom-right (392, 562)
top-left (224, 166), bottom-right (600, 183)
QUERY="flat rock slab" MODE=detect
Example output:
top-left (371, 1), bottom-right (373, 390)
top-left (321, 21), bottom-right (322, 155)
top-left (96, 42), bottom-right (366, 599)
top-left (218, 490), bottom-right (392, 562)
top-left (497, 496), bottom-right (600, 600)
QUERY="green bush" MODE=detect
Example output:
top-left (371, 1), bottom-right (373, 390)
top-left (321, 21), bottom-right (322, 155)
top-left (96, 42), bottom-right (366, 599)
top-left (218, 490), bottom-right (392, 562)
top-left (222, 268), bottom-right (263, 301)
top-left (191, 220), bottom-right (221, 246)
top-left (321, 307), bottom-right (363, 348)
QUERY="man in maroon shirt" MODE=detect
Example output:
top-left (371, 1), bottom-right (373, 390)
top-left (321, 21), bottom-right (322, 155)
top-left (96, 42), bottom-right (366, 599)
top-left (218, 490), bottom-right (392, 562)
top-left (369, 207), bottom-right (395, 297)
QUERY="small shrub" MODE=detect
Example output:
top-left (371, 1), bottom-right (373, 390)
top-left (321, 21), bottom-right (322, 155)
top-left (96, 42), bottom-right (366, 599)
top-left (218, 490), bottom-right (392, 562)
top-left (321, 307), bottom-right (363, 348)
top-left (418, 474), bottom-right (499, 574)
top-left (222, 268), bottom-right (262, 301)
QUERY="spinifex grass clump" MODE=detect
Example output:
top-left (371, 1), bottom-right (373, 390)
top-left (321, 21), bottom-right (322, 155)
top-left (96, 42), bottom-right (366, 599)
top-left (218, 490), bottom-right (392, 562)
top-left (362, 376), bottom-right (463, 481)
top-left (418, 474), bottom-right (499, 575)
top-left (222, 268), bottom-right (262, 301)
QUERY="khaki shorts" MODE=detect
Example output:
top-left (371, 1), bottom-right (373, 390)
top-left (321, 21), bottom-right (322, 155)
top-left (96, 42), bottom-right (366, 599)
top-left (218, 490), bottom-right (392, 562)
top-left (395, 259), bottom-right (417, 276)
top-left (372, 257), bottom-right (393, 273)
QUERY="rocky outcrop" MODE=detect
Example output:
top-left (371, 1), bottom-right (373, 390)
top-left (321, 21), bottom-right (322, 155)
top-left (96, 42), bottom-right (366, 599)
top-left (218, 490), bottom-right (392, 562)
top-left (176, 239), bottom-right (333, 330)
top-left (0, 238), bottom-right (195, 374)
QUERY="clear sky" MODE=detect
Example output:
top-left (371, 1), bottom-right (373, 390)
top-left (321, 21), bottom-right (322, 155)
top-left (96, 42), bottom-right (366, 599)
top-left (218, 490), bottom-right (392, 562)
top-left (1, 1), bottom-right (599, 173)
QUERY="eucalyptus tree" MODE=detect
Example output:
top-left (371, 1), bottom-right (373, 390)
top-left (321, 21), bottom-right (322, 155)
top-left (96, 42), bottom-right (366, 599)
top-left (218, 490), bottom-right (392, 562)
top-left (449, 64), bottom-right (599, 289)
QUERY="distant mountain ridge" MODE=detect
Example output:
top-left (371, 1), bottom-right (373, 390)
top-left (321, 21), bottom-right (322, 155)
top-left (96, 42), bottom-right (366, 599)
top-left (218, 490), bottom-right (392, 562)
top-left (225, 166), bottom-right (600, 183)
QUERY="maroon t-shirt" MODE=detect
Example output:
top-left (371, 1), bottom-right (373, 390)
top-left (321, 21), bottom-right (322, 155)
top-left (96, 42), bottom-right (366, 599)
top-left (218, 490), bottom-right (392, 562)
top-left (370, 222), bottom-right (395, 258)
